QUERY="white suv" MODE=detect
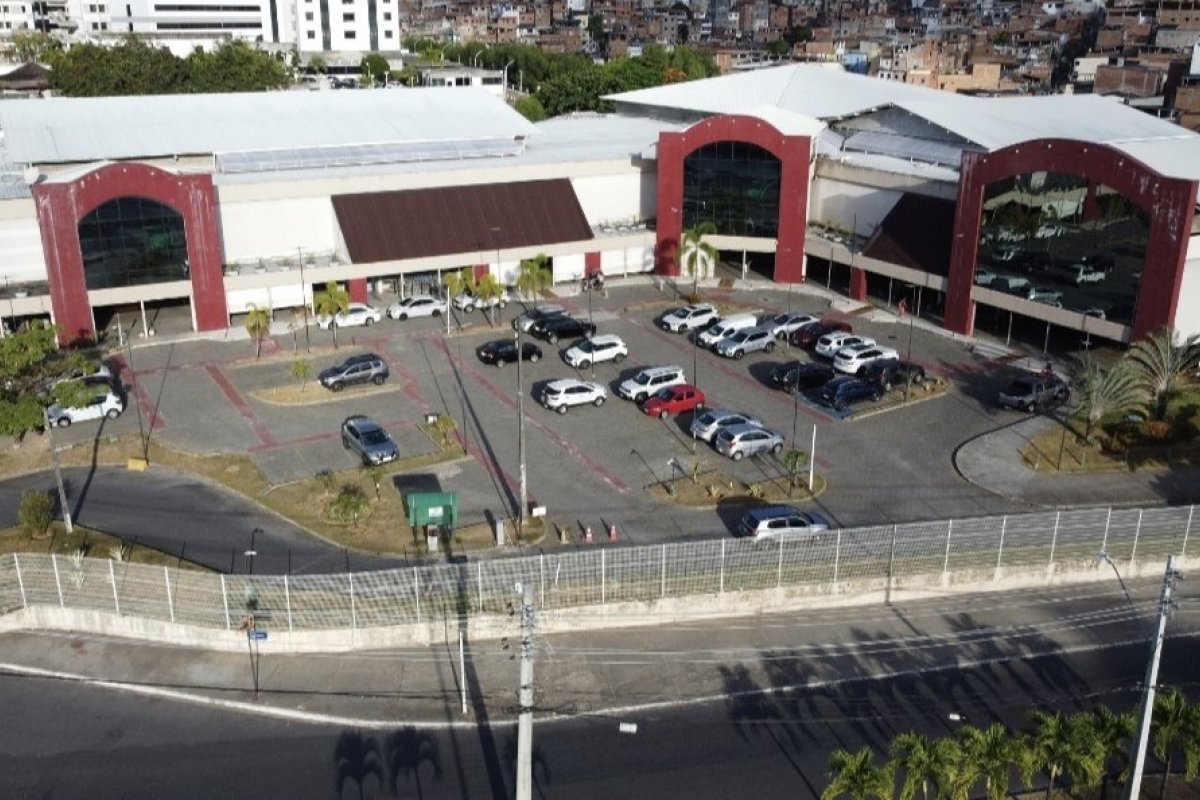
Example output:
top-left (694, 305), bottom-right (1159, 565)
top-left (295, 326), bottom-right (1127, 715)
top-left (660, 304), bottom-right (719, 332)
top-left (47, 390), bottom-right (124, 427)
top-left (541, 379), bottom-right (607, 413)
top-left (563, 335), bottom-right (628, 368)
top-left (617, 365), bottom-right (686, 403)
top-left (833, 344), bottom-right (899, 374)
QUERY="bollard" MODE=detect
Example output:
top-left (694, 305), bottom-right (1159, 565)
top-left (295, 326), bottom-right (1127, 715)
top-left (585, 526), bottom-right (593, 543)
top-left (558, 526), bottom-right (567, 544)
top-left (608, 524), bottom-right (617, 542)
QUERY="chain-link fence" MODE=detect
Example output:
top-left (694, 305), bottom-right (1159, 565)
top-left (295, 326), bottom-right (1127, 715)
top-left (0, 505), bottom-right (1192, 633)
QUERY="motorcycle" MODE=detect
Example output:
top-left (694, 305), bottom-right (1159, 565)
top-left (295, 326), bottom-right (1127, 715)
top-left (581, 274), bottom-right (605, 292)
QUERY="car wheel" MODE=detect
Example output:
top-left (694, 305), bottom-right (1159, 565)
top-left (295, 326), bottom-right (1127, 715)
top-left (658, 410), bottom-right (668, 420)
top-left (331, 382), bottom-right (345, 392)
top-left (548, 334), bottom-right (559, 344)
top-left (765, 341), bottom-right (775, 353)
top-left (373, 375), bottom-right (386, 386)
top-left (871, 390), bottom-right (882, 401)
top-left (578, 359), bottom-right (590, 369)
top-left (732, 450), bottom-right (744, 461)
top-left (398, 313), bottom-right (409, 321)
top-left (594, 396), bottom-right (605, 407)
top-left (342, 436), bottom-right (350, 449)
top-left (635, 393), bottom-right (647, 404)
top-left (883, 380), bottom-right (893, 392)
top-left (771, 442), bottom-right (783, 455)
top-left (57, 418), bottom-right (71, 428)
top-left (1025, 402), bottom-right (1036, 413)
top-left (734, 350), bottom-right (745, 360)
top-left (614, 353), bottom-right (625, 363)
top-left (364, 318), bottom-right (374, 326)
top-left (529, 352), bottom-right (541, 363)
top-left (495, 358), bottom-right (506, 368)
top-left (556, 405), bottom-right (567, 415)
top-left (432, 309), bottom-right (441, 317)
top-left (105, 408), bottom-right (121, 420)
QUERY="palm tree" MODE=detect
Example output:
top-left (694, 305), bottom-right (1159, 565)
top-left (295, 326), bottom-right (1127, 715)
top-left (823, 747), bottom-right (894, 800)
top-left (244, 303), bottom-right (272, 359)
top-left (1152, 688), bottom-right (1198, 800)
top-left (890, 732), bottom-right (960, 800)
top-left (444, 267), bottom-right (473, 305)
top-left (954, 723), bottom-right (1018, 800)
top-left (1126, 328), bottom-right (1199, 421)
top-left (1067, 355), bottom-right (1143, 444)
top-left (313, 281), bottom-right (349, 349)
top-left (516, 254), bottom-right (552, 301)
top-left (474, 272), bottom-right (505, 324)
top-left (1019, 710), bottom-right (1104, 800)
top-left (1088, 705), bottom-right (1136, 800)
top-left (678, 222), bottom-right (718, 297)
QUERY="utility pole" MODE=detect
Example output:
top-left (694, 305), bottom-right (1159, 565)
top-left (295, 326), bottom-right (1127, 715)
top-left (43, 407), bottom-right (73, 533)
top-left (515, 327), bottom-right (527, 534)
top-left (1126, 555), bottom-right (1182, 800)
top-left (515, 581), bottom-right (536, 800)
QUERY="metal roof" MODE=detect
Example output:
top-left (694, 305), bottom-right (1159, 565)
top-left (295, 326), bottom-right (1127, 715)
top-left (0, 87), bottom-right (537, 165)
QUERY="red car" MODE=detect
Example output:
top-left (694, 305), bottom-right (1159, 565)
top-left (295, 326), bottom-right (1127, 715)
top-left (642, 384), bottom-right (706, 419)
top-left (790, 319), bottom-right (852, 349)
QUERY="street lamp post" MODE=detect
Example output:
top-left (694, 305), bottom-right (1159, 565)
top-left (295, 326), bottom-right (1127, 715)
top-left (515, 328), bottom-right (528, 534)
top-left (503, 59), bottom-right (515, 97)
top-left (297, 247), bottom-right (310, 353)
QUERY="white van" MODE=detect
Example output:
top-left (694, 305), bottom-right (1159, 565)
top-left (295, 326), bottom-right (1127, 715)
top-left (697, 313), bottom-right (758, 349)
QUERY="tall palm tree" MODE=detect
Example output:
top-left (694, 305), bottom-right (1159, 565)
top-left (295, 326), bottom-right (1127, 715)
top-left (1152, 689), bottom-right (1197, 800)
top-left (474, 273), bottom-right (505, 324)
top-left (1088, 704), bottom-right (1136, 800)
top-left (1126, 328), bottom-right (1199, 421)
top-left (244, 303), bottom-right (272, 359)
top-left (516, 254), bottom-right (552, 301)
top-left (890, 732), bottom-right (960, 800)
top-left (954, 723), bottom-right (1018, 800)
top-left (1067, 354), bottom-right (1143, 444)
top-left (444, 267), bottom-right (473, 304)
top-left (822, 746), bottom-right (894, 800)
top-left (678, 222), bottom-right (718, 297)
top-left (313, 280), bottom-right (349, 349)
top-left (1019, 710), bottom-right (1104, 800)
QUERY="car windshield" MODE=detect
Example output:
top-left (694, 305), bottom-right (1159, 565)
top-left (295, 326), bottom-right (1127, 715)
top-left (578, 341), bottom-right (596, 352)
top-left (696, 411), bottom-right (716, 424)
top-left (361, 429), bottom-right (389, 446)
top-left (654, 388), bottom-right (675, 400)
top-left (1007, 378), bottom-right (1036, 394)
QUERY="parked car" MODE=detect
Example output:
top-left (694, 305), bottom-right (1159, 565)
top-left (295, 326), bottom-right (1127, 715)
top-left (452, 290), bottom-right (509, 313)
top-left (340, 415), bottom-right (399, 465)
top-left (790, 320), bottom-right (851, 349)
top-left (762, 312), bottom-right (819, 339)
top-left (316, 302), bottom-right (382, 329)
top-left (690, 409), bottom-right (763, 443)
top-left (386, 295), bottom-right (445, 320)
top-left (997, 372), bottom-right (1069, 412)
top-left (641, 384), bottom-right (705, 419)
top-left (563, 334), bottom-right (627, 368)
top-left (1068, 264), bottom-right (1106, 285)
top-left (512, 304), bottom-right (567, 332)
top-left (617, 365), bottom-right (686, 403)
top-left (738, 505), bottom-right (830, 539)
top-left (974, 268), bottom-right (998, 287)
top-left (46, 388), bottom-right (124, 427)
top-left (714, 326), bottom-right (776, 359)
top-left (1026, 287), bottom-right (1064, 307)
top-left (477, 339), bottom-right (543, 367)
top-left (713, 423), bottom-right (785, 460)
top-left (530, 316), bottom-right (597, 344)
top-left (815, 332), bottom-right (876, 359)
top-left (540, 379), bottom-right (607, 413)
top-left (833, 343), bottom-right (899, 375)
top-left (770, 360), bottom-right (836, 392)
top-left (993, 275), bottom-right (1032, 295)
top-left (660, 304), bottom-right (719, 332)
top-left (46, 361), bottom-right (114, 392)
top-left (696, 313), bottom-right (758, 349)
top-left (861, 358), bottom-right (927, 391)
top-left (817, 376), bottom-right (882, 412)
top-left (318, 353), bottom-right (389, 392)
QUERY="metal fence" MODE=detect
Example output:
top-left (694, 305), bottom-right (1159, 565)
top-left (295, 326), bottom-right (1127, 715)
top-left (0, 505), bottom-right (1193, 633)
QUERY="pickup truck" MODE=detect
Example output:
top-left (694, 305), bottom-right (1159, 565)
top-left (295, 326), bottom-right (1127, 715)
top-left (997, 373), bottom-right (1070, 412)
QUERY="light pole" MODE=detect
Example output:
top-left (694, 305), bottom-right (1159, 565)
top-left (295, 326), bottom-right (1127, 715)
top-left (515, 327), bottom-right (527, 534)
top-left (503, 59), bottom-right (515, 97)
top-left (297, 247), bottom-right (310, 353)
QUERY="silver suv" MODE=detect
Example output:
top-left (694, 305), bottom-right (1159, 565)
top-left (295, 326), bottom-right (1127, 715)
top-left (318, 353), bottom-right (389, 392)
top-left (714, 326), bottom-right (776, 359)
top-left (341, 415), bottom-right (399, 466)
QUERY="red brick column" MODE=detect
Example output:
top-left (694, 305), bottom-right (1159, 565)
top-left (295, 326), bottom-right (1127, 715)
top-left (347, 278), bottom-right (368, 304)
top-left (848, 267), bottom-right (868, 302)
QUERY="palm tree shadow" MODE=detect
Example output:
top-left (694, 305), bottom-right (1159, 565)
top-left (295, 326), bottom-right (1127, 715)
top-left (384, 726), bottom-right (443, 798)
top-left (333, 730), bottom-right (385, 799)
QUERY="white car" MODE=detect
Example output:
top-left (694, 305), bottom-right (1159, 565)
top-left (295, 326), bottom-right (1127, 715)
top-left (833, 344), bottom-right (900, 374)
top-left (540, 379), bottom-right (607, 413)
top-left (1070, 264), bottom-right (1107, 285)
top-left (974, 268), bottom-right (998, 287)
top-left (46, 390), bottom-right (124, 427)
top-left (387, 295), bottom-right (445, 320)
top-left (660, 304), bottom-right (719, 332)
top-left (453, 292), bottom-right (509, 313)
top-left (563, 334), bottom-right (628, 368)
top-left (317, 302), bottom-right (382, 329)
top-left (1027, 287), bottom-right (1064, 307)
top-left (815, 332), bottom-right (876, 359)
top-left (762, 312), bottom-right (819, 339)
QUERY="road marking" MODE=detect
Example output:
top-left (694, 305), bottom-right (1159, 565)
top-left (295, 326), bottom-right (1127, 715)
top-left (204, 364), bottom-right (279, 448)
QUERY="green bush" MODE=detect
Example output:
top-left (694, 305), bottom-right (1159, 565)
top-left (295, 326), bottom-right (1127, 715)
top-left (18, 491), bottom-right (53, 538)
top-left (327, 484), bottom-right (370, 524)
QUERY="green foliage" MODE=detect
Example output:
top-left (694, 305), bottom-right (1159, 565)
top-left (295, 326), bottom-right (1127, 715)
top-left (313, 281), bottom-right (350, 348)
top-left (1018, 710), bottom-right (1104, 799)
top-left (18, 490), bottom-right (54, 539)
top-left (308, 54), bottom-right (327, 73)
top-left (0, 323), bottom-right (99, 437)
top-left (678, 223), bottom-right (718, 294)
top-left (244, 303), bottom-right (272, 359)
top-left (315, 468), bottom-right (336, 495)
top-left (1067, 354), bottom-right (1142, 444)
top-left (515, 255), bottom-right (552, 300)
top-left (360, 53), bottom-right (390, 85)
top-left (514, 94), bottom-right (548, 121)
top-left (3, 31), bottom-right (62, 63)
top-left (890, 732), bottom-right (960, 800)
top-left (822, 747), bottom-right (893, 800)
top-left (290, 358), bottom-right (313, 387)
top-left (765, 38), bottom-right (791, 57)
top-left (361, 462), bottom-right (385, 499)
top-left (185, 40), bottom-right (289, 93)
top-left (1152, 689), bottom-right (1200, 798)
top-left (782, 449), bottom-right (808, 494)
top-left (444, 267), bottom-right (474, 301)
top-left (327, 483), bottom-right (370, 525)
top-left (953, 723), bottom-right (1020, 800)
top-left (1127, 327), bottom-right (1199, 421)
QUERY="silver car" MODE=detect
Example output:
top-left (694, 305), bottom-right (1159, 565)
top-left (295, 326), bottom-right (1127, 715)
top-left (713, 423), bottom-right (785, 460)
top-left (690, 409), bottom-right (763, 443)
top-left (340, 415), bottom-right (399, 466)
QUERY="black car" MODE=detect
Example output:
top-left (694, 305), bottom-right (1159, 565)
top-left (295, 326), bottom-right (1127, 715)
top-left (817, 376), bottom-right (882, 412)
top-left (318, 353), bottom-right (389, 392)
top-left (530, 316), bottom-right (597, 344)
top-left (769, 360), bottom-right (836, 392)
top-left (861, 358), bottom-right (927, 391)
top-left (477, 339), bottom-right (543, 367)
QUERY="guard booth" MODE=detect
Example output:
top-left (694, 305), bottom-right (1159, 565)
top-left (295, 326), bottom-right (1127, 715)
top-left (405, 491), bottom-right (458, 552)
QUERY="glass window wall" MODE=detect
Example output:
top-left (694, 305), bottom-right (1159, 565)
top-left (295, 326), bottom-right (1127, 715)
top-left (78, 197), bottom-right (189, 290)
top-left (682, 141), bottom-right (781, 238)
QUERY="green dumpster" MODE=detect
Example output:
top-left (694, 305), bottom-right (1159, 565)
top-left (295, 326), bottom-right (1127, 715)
top-left (405, 491), bottom-right (458, 528)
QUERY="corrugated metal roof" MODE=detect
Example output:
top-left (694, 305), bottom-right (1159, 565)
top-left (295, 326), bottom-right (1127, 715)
top-left (0, 87), bottom-right (537, 165)
top-left (332, 179), bottom-right (593, 263)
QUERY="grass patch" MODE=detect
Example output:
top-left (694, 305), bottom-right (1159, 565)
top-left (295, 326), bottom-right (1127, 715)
top-left (647, 468), bottom-right (828, 508)
top-left (248, 381), bottom-right (392, 406)
top-left (0, 521), bottom-right (210, 570)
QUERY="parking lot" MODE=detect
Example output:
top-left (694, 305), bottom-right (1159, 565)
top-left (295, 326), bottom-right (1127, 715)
top-left (46, 282), bottom-right (1052, 540)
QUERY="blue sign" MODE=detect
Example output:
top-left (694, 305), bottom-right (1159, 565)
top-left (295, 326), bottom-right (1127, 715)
top-left (249, 630), bottom-right (268, 641)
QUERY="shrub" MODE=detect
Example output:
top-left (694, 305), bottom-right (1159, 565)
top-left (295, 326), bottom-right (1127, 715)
top-left (18, 491), bottom-right (53, 539)
top-left (315, 468), bottom-right (336, 495)
top-left (327, 483), bottom-right (370, 524)
top-left (1136, 420), bottom-right (1174, 443)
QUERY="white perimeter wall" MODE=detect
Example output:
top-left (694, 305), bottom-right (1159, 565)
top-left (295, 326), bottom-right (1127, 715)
top-left (809, 177), bottom-right (903, 237)
top-left (217, 196), bottom-right (336, 263)
top-left (571, 173), bottom-right (656, 225)
top-left (0, 206), bottom-right (47, 285)
top-left (1175, 236), bottom-right (1200, 339)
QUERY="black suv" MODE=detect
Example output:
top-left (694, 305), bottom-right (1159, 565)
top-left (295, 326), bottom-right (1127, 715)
top-left (318, 353), bottom-right (389, 392)
top-left (861, 358), bottom-right (927, 391)
top-left (817, 376), bottom-right (882, 412)
top-left (530, 316), bottom-right (597, 344)
top-left (769, 360), bottom-right (835, 392)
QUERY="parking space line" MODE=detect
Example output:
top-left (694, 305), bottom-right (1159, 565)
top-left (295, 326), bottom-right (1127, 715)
top-left (204, 363), bottom-right (280, 448)
top-left (247, 415), bottom-right (426, 455)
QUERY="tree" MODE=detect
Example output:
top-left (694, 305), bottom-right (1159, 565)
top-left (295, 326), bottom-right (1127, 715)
top-left (1019, 711), bottom-right (1104, 800)
top-left (1126, 328), bottom-right (1198, 421)
top-left (313, 281), bottom-right (350, 349)
top-left (890, 732), bottom-right (960, 800)
top-left (360, 53), bottom-right (390, 85)
top-left (953, 723), bottom-right (1018, 800)
top-left (244, 303), bottom-right (272, 359)
top-left (0, 323), bottom-right (98, 438)
top-left (291, 358), bottom-right (312, 389)
top-left (514, 94), bottom-right (548, 121)
top-left (782, 448), bottom-right (808, 496)
top-left (1152, 689), bottom-right (1199, 800)
top-left (50, 37), bottom-right (187, 96)
top-left (286, 308), bottom-right (307, 353)
top-left (1088, 705), bottom-right (1136, 800)
top-left (823, 747), bottom-right (894, 800)
top-left (185, 40), bottom-right (289, 93)
top-left (4, 31), bottom-right (62, 63)
top-left (444, 268), bottom-right (473, 303)
top-left (474, 273), bottom-right (505, 324)
top-left (678, 222), bottom-right (718, 296)
top-left (308, 54), bottom-right (327, 73)
top-left (516, 254), bottom-right (552, 301)
top-left (1067, 354), bottom-right (1142, 444)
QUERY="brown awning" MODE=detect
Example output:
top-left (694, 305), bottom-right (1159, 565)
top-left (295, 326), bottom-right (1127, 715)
top-left (862, 193), bottom-right (956, 277)
top-left (331, 179), bottom-right (594, 263)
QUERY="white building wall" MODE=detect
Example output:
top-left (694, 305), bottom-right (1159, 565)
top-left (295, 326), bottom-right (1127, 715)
top-left (0, 210), bottom-right (47, 285)
top-left (809, 177), bottom-right (903, 237)
top-left (599, 244), bottom-right (654, 276)
top-left (1174, 238), bottom-right (1200, 339)
top-left (571, 173), bottom-right (651, 226)
top-left (553, 253), bottom-right (586, 283)
top-left (217, 196), bottom-right (336, 263)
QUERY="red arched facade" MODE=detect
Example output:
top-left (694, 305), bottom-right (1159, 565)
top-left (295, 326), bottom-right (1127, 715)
top-left (944, 139), bottom-right (1198, 341)
top-left (32, 162), bottom-right (226, 344)
top-left (656, 115), bottom-right (811, 283)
